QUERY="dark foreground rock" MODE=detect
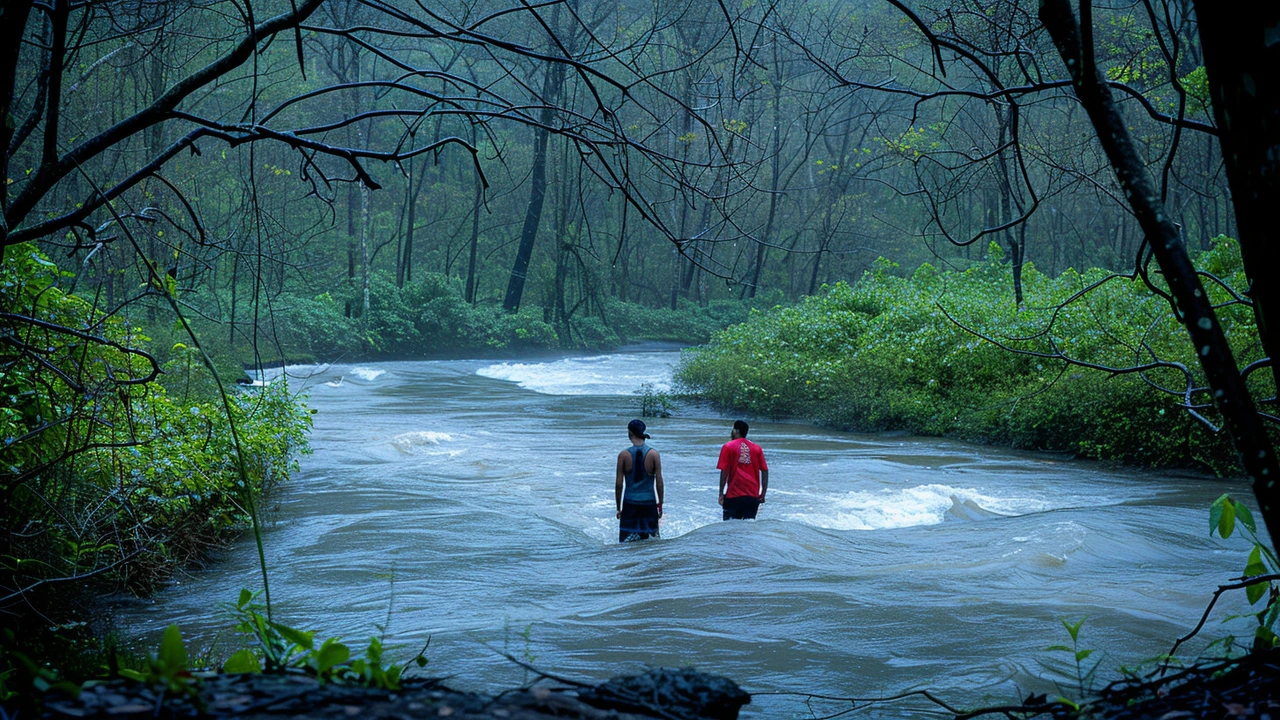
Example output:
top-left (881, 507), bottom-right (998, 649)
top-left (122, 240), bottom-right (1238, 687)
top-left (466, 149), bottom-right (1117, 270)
top-left (40, 667), bottom-right (750, 720)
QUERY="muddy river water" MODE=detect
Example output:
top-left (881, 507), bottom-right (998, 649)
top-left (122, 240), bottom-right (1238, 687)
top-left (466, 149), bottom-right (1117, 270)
top-left (116, 348), bottom-right (1263, 717)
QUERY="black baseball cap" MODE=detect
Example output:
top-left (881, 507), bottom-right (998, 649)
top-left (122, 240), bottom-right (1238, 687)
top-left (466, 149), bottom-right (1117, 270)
top-left (628, 419), bottom-right (651, 439)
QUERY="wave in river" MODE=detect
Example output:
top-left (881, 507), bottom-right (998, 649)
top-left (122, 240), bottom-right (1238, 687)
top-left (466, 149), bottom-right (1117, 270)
top-left (391, 430), bottom-right (465, 456)
top-left (350, 366), bottom-right (386, 381)
top-left (476, 353), bottom-right (677, 395)
top-left (251, 363), bottom-right (331, 385)
top-left (782, 483), bottom-right (1047, 530)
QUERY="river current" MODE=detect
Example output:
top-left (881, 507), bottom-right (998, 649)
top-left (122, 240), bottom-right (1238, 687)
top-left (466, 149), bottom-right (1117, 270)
top-left (116, 348), bottom-right (1263, 717)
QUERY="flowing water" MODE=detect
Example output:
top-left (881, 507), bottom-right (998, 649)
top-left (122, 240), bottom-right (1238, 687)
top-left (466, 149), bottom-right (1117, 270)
top-left (115, 348), bottom-right (1265, 717)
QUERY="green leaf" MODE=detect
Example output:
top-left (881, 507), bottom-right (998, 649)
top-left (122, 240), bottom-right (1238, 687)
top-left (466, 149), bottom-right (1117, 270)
top-left (158, 625), bottom-right (188, 671)
top-left (1236, 503), bottom-right (1257, 534)
top-left (1263, 599), bottom-right (1280, 631)
top-left (1075, 649), bottom-right (1094, 662)
top-left (1210, 493), bottom-right (1230, 536)
top-left (1245, 545), bottom-right (1267, 577)
top-left (1061, 618), bottom-right (1084, 642)
top-left (238, 588), bottom-right (253, 610)
top-left (222, 649), bottom-right (261, 674)
top-left (1255, 625), bottom-right (1278, 649)
top-left (1247, 579), bottom-right (1268, 605)
top-left (311, 639), bottom-right (350, 675)
top-left (383, 665), bottom-right (402, 690)
top-left (271, 623), bottom-right (314, 651)
top-left (1245, 546), bottom-right (1269, 604)
top-left (1046, 645), bottom-right (1074, 653)
top-left (118, 669), bottom-right (146, 681)
top-left (1217, 499), bottom-right (1237, 539)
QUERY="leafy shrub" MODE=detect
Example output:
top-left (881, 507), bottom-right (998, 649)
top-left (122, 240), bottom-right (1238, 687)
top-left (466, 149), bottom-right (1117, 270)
top-left (1, 244), bottom-right (311, 612)
top-left (677, 238), bottom-right (1270, 473)
top-left (221, 589), bottom-right (427, 687)
top-left (265, 272), bottom-right (761, 359)
top-left (605, 297), bottom-right (754, 346)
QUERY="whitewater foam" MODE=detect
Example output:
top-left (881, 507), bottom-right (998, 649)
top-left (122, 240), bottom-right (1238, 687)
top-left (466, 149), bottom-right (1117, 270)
top-left (391, 431), bottom-right (464, 455)
top-left (783, 484), bottom-right (1047, 531)
top-left (476, 352), bottom-right (678, 395)
top-left (350, 366), bottom-right (386, 381)
top-left (253, 363), bottom-right (331, 384)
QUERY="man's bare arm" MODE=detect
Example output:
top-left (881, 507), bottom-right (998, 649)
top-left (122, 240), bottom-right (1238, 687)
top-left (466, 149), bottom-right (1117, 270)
top-left (760, 470), bottom-right (769, 503)
top-left (718, 469), bottom-right (728, 506)
top-left (615, 451), bottom-right (627, 518)
top-left (652, 450), bottom-right (665, 514)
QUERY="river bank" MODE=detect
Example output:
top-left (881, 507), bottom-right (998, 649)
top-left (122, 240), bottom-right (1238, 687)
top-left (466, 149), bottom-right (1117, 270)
top-left (35, 667), bottom-right (751, 720)
top-left (674, 241), bottom-right (1274, 475)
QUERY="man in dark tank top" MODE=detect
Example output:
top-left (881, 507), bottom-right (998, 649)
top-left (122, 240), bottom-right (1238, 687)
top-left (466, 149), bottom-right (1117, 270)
top-left (615, 419), bottom-right (665, 542)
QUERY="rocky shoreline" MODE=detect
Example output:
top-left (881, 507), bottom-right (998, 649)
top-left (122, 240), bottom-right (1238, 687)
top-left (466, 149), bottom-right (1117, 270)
top-left (39, 667), bottom-right (750, 720)
top-left (24, 649), bottom-right (1280, 719)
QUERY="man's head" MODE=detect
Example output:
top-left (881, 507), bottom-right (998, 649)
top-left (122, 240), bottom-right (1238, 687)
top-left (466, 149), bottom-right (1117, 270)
top-left (731, 419), bottom-right (749, 439)
top-left (628, 419), bottom-right (650, 441)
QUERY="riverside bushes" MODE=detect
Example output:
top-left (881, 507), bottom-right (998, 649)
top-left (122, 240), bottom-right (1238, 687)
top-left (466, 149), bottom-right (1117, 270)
top-left (263, 271), bottom-right (759, 360)
top-left (676, 238), bottom-right (1270, 473)
top-left (1, 244), bottom-right (311, 621)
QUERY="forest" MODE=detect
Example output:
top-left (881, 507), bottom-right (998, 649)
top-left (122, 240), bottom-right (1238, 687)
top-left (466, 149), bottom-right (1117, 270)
top-left (2, 0), bottom-right (1279, 716)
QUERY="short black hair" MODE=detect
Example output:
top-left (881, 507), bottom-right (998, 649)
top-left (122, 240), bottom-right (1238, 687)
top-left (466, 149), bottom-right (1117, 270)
top-left (733, 420), bottom-right (749, 437)
top-left (628, 418), bottom-right (651, 439)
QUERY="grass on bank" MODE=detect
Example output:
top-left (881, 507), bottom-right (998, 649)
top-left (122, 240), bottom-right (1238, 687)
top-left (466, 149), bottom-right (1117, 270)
top-left (676, 237), bottom-right (1273, 474)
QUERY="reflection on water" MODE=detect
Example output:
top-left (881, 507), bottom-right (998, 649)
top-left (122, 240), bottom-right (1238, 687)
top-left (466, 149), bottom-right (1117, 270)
top-left (116, 350), bottom-right (1260, 718)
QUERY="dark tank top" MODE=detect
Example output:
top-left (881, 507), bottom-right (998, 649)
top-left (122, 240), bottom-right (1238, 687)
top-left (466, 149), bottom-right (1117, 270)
top-left (623, 444), bottom-right (657, 504)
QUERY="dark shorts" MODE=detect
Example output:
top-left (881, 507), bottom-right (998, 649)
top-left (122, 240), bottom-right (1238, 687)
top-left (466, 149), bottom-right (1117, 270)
top-left (723, 495), bottom-right (761, 521)
top-left (619, 503), bottom-right (660, 543)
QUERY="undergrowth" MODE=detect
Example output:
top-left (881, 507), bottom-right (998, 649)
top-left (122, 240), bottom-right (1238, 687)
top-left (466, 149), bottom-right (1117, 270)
top-left (676, 237), bottom-right (1272, 473)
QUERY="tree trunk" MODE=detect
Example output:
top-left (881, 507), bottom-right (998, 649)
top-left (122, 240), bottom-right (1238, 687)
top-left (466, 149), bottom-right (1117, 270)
top-left (504, 44), bottom-right (565, 312)
top-left (1040, 0), bottom-right (1280, 543)
top-left (502, 73), bottom-right (559, 313)
top-left (465, 164), bottom-right (482, 304)
top-left (1192, 0), bottom-right (1280, 397)
top-left (345, 181), bottom-right (356, 318)
top-left (995, 106), bottom-right (1024, 305)
top-left (0, 0), bottom-right (36, 255)
top-left (360, 184), bottom-right (370, 317)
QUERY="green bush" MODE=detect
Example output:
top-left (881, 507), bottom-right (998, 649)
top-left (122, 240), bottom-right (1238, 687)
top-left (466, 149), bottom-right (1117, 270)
top-left (676, 238), bottom-right (1269, 473)
top-left (1, 245), bottom-right (311, 610)
top-left (264, 272), bottom-right (762, 358)
top-left (604, 297), bottom-right (755, 345)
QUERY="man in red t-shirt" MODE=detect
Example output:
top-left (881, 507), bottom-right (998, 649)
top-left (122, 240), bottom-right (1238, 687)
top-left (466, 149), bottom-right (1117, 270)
top-left (716, 420), bottom-right (769, 520)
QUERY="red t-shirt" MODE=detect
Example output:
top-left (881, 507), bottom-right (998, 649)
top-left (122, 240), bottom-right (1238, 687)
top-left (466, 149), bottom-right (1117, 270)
top-left (717, 438), bottom-right (768, 499)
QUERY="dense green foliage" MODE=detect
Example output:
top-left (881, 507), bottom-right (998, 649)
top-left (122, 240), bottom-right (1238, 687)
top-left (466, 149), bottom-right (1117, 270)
top-left (677, 238), bottom-right (1272, 473)
top-left (249, 271), bottom-right (756, 361)
top-left (0, 245), bottom-right (311, 611)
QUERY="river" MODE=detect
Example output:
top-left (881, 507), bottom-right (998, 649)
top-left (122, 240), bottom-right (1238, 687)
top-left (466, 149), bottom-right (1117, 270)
top-left (115, 348), bottom-right (1263, 717)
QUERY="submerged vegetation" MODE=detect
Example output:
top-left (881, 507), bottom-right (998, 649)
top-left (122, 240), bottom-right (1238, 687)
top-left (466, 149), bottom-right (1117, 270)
top-left (677, 238), bottom-right (1274, 474)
